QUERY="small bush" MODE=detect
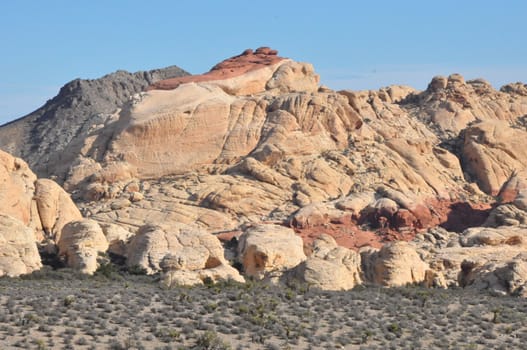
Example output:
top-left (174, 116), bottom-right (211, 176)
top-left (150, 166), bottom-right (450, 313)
top-left (194, 330), bottom-right (232, 350)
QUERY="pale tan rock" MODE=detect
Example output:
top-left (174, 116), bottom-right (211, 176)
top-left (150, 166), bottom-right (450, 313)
top-left (462, 121), bottom-right (527, 195)
top-left (461, 226), bottom-right (527, 247)
top-left (0, 150), bottom-right (37, 226)
top-left (459, 254), bottom-right (527, 296)
top-left (408, 74), bottom-right (527, 136)
top-left (126, 223), bottom-right (243, 285)
top-left (371, 198), bottom-right (399, 217)
top-left (34, 179), bottom-right (83, 242)
top-left (362, 241), bottom-right (429, 286)
top-left (110, 198), bottom-right (131, 210)
top-left (0, 214), bottom-right (42, 277)
top-left (161, 261), bottom-right (244, 287)
top-left (414, 226), bottom-right (527, 289)
top-left (6, 54), bottom-right (527, 292)
top-left (290, 203), bottom-right (346, 228)
top-left (50, 56), bottom-right (491, 239)
top-left (63, 157), bottom-right (103, 192)
top-left (58, 219), bottom-right (109, 274)
top-left (129, 191), bottom-right (144, 202)
top-left (238, 224), bottom-right (306, 279)
top-left (291, 234), bottom-right (361, 290)
top-left (0, 149), bottom-right (83, 244)
top-left (265, 61), bottom-right (319, 94)
top-left (335, 191), bottom-right (376, 217)
top-left (99, 222), bottom-right (133, 257)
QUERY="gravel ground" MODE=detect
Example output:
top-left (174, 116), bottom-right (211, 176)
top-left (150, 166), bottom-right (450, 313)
top-left (0, 268), bottom-right (526, 350)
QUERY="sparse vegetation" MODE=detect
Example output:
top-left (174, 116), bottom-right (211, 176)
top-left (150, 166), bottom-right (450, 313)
top-left (0, 274), bottom-right (525, 349)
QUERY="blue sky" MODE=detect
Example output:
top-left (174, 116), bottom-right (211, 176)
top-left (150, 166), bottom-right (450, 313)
top-left (1, 1), bottom-right (526, 124)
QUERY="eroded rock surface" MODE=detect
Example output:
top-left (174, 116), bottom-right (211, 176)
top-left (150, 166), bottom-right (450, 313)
top-left (290, 234), bottom-right (362, 290)
top-left (362, 241), bottom-right (429, 287)
top-left (0, 214), bottom-right (42, 277)
top-left (58, 219), bottom-right (109, 274)
top-left (126, 222), bottom-right (243, 285)
top-left (0, 149), bottom-right (84, 275)
top-left (237, 224), bottom-right (306, 280)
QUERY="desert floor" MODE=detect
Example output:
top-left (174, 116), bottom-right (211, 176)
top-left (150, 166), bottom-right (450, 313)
top-left (0, 268), bottom-right (526, 350)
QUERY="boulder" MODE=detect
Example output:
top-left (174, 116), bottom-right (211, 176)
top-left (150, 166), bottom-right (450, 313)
top-left (362, 241), bottom-right (429, 286)
top-left (0, 150), bottom-right (37, 226)
top-left (290, 202), bottom-right (346, 228)
top-left (238, 224), bottom-right (306, 279)
top-left (161, 257), bottom-right (244, 287)
top-left (484, 204), bottom-right (527, 227)
top-left (126, 223), bottom-right (243, 286)
top-left (460, 226), bottom-right (527, 247)
top-left (34, 179), bottom-right (83, 242)
top-left (99, 223), bottom-right (133, 257)
top-left (335, 191), bottom-right (376, 217)
top-left (0, 214), bottom-right (42, 277)
top-left (290, 234), bottom-right (361, 290)
top-left (0, 149), bottom-right (82, 243)
top-left (459, 254), bottom-right (527, 296)
top-left (58, 219), bottom-right (109, 274)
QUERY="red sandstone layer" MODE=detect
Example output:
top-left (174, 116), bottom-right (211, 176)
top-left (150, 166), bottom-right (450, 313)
top-left (148, 47), bottom-right (285, 91)
top-left (292, 198), bottom-right (493, 252)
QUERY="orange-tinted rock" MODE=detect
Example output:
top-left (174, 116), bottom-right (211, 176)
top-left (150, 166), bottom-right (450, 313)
top-left (393, 209), bottom-right (418, 229)
top-left (148, 47), bottom-right (285, 91)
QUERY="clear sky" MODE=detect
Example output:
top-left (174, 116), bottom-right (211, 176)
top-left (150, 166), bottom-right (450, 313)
top-left (1, 1), bottom-right (526, 124)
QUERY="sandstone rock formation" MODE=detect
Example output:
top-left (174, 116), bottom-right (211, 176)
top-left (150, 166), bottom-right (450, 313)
top-left (460, 255), bottom-right (527, 296)
top-left (237, 224), bottom-right (306, 280)
top-left (34, 179), bottom-right (83, 241)
top-left (58, 219), bottom-right (109, 274)
top-left (0, 214), bottom-right (42, 277)
top-left (361, 242), bottom-right (429, 287)
top-left (126, 222), bottom-right (243, 285)
top-left (0, 149), bottom-right (84, 275)
top-left (462, 121), bottom-right (527, 195)
top-left (412, 225), bottom-right (527, 289)
top-left (290, 234), bottom-right (361, 290)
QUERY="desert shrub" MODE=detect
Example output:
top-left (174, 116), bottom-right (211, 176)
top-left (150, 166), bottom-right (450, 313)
top-left (193, 330), bottom-right (232, 350)
top-left (126, 264), bottom-right (148, 275)
top-left (94, 260), bottom-right (122, 280)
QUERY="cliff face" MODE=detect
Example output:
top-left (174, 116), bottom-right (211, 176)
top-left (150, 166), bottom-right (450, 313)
top-left (2, 48), bottom-right (527, 292)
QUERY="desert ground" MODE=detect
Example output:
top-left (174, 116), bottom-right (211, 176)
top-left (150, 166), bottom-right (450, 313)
top-left (0, 268), bottom-right (526, 350)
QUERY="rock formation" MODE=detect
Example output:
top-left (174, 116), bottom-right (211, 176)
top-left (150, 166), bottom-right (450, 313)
top-left (290, 234), bottom-right (362, 290)
top-left (58, 219), bottom-right (109, 274)
top-left (237, 224), bottom-right (306, 280)
top-left (127, 222), bottom-right (243, 286)
top-left (1, 48), bottom-right (527, 294)
top-left (0, 149), bottom-right (81, 276)
top-left (361, 242), bottom-right (429, 287)
top-left (0, 214), bottom-right (42, 277)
